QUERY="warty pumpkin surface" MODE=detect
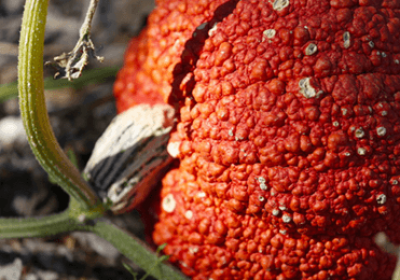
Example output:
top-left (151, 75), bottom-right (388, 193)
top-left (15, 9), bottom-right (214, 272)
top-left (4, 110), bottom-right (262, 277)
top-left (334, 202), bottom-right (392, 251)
top-left (114, 0), bottom-right (400, 279)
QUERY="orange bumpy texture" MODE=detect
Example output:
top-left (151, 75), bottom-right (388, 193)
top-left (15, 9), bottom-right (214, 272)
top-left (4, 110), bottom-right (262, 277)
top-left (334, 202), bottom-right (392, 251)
top-left (114, 0), bottom-right (400, 279)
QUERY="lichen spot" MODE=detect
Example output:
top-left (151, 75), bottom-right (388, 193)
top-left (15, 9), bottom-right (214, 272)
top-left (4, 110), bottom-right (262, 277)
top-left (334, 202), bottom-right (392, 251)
top-left (189, 247), bottom-right (199, 254)
top-left (393, 180), bottom-right (399, 185)
top-left (273, 0), bottom-right (289, 11)
top-left (260, 183), bottom-right (267, 191)
top-left (272, 209), bottom-right (280, 216)
top-left (257, 177), bottom-right (266, 184)
top-left (282, 214), bottom-right (292, 223)
top-left (208, 22), bottom-right (218, 36)
top-left (333, 121), bottom-right (339, 127)
top-left (197, 192), bottom-right (207, 198)
top-left (185, 210), bottom-right (193, 219)
top-left (377, 127), bottom-right (386, 136)
top-left (162, 193), bottom-right (176, 213)
top-left (258, 177), bottom-right (268, 190)
top-left (262, 29), bottom-right (276, 42)
top-left (181, 262), bottom-right (189, 268)
top-left (305, 43), bottom-right (317, 56)
top-left (355, 128), bottom-right (365, 138)
top-left (167, 141), bottom-right (180, 158)
top-left (278, 205), bottom-right (287, 211)
top-left (357, 147), bottom-right (366, 155)
top-left (376, 194), bottom-right (387, 205)
top-left (299, 77), bottom-right (316, 98)
top-left (369, 41), bottom-right (374, 48)
top-left (343, 31), bottom-right (350, 49)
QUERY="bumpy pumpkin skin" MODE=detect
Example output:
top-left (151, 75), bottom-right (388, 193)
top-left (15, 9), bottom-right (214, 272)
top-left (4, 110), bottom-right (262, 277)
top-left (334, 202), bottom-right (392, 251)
top-left (114, 0), bottom-right (400, 279)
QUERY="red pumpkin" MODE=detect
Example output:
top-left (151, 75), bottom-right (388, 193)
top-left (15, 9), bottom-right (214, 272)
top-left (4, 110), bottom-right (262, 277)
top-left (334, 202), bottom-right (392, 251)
top-left (114, 0), bottom-right (400, 279)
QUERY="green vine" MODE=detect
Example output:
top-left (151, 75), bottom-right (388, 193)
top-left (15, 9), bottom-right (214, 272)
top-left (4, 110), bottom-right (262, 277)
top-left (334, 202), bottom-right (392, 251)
top-left (0, 209), bottom-right (77, 239)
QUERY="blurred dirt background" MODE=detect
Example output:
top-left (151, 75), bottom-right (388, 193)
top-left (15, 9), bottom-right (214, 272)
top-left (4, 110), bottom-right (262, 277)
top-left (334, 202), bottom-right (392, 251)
top-left (0, 0), bottom-right (158, 279)
top-left (1, 0), bottom-right (400, 280)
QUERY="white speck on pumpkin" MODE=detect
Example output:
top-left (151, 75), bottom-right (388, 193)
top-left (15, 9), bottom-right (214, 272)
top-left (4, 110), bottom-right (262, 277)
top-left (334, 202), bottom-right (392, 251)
top-left (162, 194), bottom-right (176, 213)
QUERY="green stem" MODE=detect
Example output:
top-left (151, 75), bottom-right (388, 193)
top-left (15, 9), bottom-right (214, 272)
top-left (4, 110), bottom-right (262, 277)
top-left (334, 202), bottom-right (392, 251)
top-left (18, 0), bottom-right (99, 210)
top-left (0, 210), bottom-right (79, 238)
top-left (90, 220), bottom-right (189, 280)
top-left (0, 212), bottom-right (189, 280)
top-left (0, 197), bottom-right (100, 239)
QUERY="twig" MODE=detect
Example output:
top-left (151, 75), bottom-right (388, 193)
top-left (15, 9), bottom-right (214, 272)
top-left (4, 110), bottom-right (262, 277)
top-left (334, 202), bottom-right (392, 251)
top-left (46, 0), bottom-right (103, 81)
